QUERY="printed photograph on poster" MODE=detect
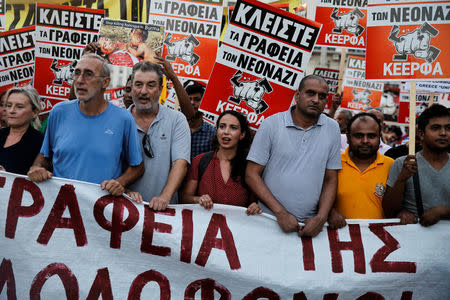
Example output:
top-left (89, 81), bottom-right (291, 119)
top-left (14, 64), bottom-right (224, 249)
top-left (341, 56), bottom-right (384, 112)
top-left (314, 0), bottom-right (367, 49)
top-left (398, 83), bottom-right (449, 123)
top-left (33, 3), bottom-right (104, 104)
top-left (0, 26), bottom-right (35, 93)
top-left (367, 0), bottom-right (450, 80)
top-left (199, 0), bottom-right (322, 129)
top-left (148, 0), bottom-right (224, 81)
top-left (98, 19), bottom-right (164, 68)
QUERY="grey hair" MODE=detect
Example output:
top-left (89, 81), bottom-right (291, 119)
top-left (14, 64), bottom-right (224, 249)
top-left (5, 86), bottom-right (42, 129)
top-left (338, 109), bottom-right (353, 121)
top-left (81, 53), bottom-right (110, 77)
top-left (130, 62), bottom-right (163, 87)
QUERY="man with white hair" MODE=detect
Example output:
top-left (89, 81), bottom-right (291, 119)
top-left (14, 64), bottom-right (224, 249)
top-left (28, 53), bottom-right (144, 196)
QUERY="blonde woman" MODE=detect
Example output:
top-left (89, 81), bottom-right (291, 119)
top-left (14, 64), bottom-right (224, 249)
top-left (0, 87), bottom-right (43, 174)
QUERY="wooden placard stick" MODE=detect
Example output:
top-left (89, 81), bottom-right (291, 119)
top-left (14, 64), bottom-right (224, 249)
top-left (409, 81), bottom-right (417, 155)
top-left (428, 92), bottom-right (435, 107)
top-left (336, 48), bottom-right (347, 95)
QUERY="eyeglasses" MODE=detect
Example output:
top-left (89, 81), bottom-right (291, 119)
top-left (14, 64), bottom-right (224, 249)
top-left (142, 134), bottom-right (154, 158)
top-left (71, 70), bottom-right (105, 81)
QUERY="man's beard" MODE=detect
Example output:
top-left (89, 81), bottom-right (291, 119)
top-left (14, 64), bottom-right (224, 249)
top-left (135, 99), bottom-right (158, 113)
top-left (350, 145), bottom-right (378, 159)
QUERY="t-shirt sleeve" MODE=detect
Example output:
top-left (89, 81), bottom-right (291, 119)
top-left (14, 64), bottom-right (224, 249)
top-left (326, 123), bottom-right (342, 170)
top-left (247, 118), bottom-right (272, 166)
top-left (40, 110), bottom-right (55, 159)
top-left (171, 113), bottom-right (191, 164)
top-left (386, 157), bottom-right (404, 188)
top-left (123, 114), bottom-right (143, 166)
top-left (186, 153), bottom-right (203, 181)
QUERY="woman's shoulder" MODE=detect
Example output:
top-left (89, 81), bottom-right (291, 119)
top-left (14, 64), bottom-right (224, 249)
top-left (0, 127), bottom-right (9, 135)
top-left (193, 151), bottom-right (216, 162)
top-left (25, 126), bottom-right (44, 143)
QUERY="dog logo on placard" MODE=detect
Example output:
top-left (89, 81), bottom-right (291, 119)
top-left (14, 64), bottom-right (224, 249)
top-left (228, 70), bottom-right (272, 115)
top-left (331, 7), bottom-right (365, 37)
top-left (388, 22), bottom-right (440, 63)
top-left (164, 33), bottom-right (200, 66)
top-left (352, 88), bottom-right (372, 105)
top-left (50, 59), bottom-right (77, 85)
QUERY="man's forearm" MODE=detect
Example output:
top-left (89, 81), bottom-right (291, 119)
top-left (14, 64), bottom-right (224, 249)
top-left (245, 168), bottom-right (285, 215)
top-left (317, 169), bottom-right (338, 220)
top-left (382, 181), bottom-right (406, 217)
top-left (438, 206), bottom-right (450, 219)
top-left (116, 162), bottom-right (144, 188)
top-left (32, 153), bottom-right (52, 170)
top-left (160, 159), bottom-right (188, 200)
top-left (172, 76), bottom-right (195, 120)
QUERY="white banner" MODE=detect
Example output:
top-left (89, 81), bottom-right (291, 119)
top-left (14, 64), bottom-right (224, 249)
top-left (404, 81), bottom-right (450, 93)
top-left (1, 171), bottom-right (449, 299)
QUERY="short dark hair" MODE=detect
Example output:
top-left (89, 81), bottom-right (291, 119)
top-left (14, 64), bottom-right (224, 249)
top-left (184, 80), bottom-right (205, 96)
top-left (417, 104), bottom-right (450, 131)
top-left (388, 125), bottom-right (402, 139)
top-left (131, 62), bottom-right (163, 87)
top-left (126, 74), bottom-right (132, 85)
top-left (347, 112), bottom-right (382, 135)
top-left (131, 29), bottom-right (148, 42)
top-left (298, 74), bottom-right (327, 91)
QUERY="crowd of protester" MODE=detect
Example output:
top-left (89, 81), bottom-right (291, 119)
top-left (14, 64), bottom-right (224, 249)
top-left (0, 51), bottom-right (449, 238)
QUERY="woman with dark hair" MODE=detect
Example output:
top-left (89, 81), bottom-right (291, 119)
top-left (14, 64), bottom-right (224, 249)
top-left (181, 110), bottom-right (261, 215)
top-left (0, 87), bottom-right (44, 174)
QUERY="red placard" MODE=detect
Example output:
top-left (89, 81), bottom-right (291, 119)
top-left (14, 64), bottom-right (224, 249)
top-left (315, 1), bottom-right (367, 49)
top-left (366, 0), bottom-right (450, 80)
top-left (199, 0), bottom-right (322, 129)
top-left (341, 55), bottom-right (384, 112)
top-left (33, 3), bottom-right (104, 106)
top-left (0, 26), bottom-right (35, 93)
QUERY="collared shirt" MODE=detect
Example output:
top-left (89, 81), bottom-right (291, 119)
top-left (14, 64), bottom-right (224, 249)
top-left (247, 106), bottom-right (341, 221)
top-left (128, 104), bottom-right (190, 203)
top-left (336, 148), bottom-right (394, 219)
top-left (191, 120), bottom-right (216, 159)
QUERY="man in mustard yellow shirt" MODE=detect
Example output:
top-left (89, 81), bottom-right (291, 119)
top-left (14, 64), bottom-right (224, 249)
top-left (328, 112), bottom-right (394, 229)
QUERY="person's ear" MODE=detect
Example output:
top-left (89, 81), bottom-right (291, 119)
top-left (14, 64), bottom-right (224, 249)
top-left (417, 129), bottom-right (424, 142)
top-left (102, 77), bottom-right (111, 89)
top-left (294, 90), bottom-right (300, 104)
top-left (239, 131), bottom-right (246, 140)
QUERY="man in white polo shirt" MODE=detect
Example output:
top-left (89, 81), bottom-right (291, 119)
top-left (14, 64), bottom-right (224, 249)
top-left (246, 75), bottom-right (342, 237)
top-left (246, 75), bottom-right (341, 236)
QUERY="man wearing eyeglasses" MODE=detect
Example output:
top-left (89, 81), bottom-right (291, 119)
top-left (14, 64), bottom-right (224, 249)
top-left (126, 59), bottom-right (191, 211)
top-left (246, 75), bottom-right (341, 237)
top-left (28, 53), bottom-right (144, 196)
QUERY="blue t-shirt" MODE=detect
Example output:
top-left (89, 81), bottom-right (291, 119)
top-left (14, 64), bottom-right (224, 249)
top-left (41, 100), bottom-right (142, 184)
